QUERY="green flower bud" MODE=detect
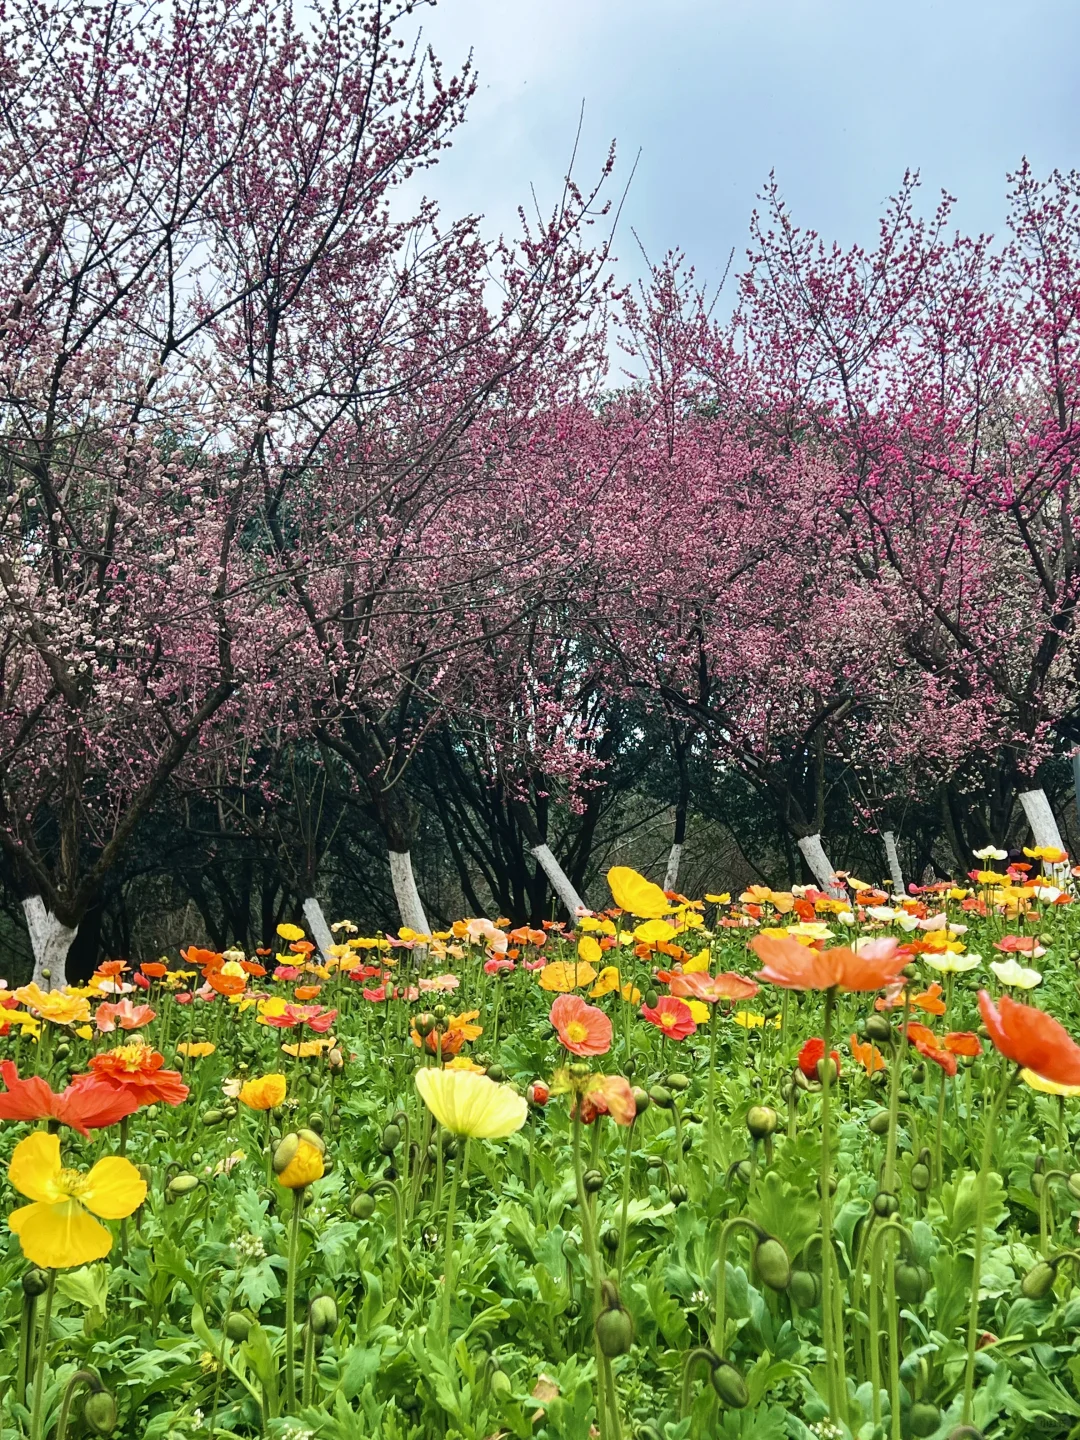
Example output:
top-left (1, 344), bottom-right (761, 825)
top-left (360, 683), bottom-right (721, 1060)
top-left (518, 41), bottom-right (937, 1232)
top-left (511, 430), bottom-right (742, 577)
top-left (865, 1014), bottom-right (893, 1044)
top-left (789, 1269), bottom-right (821, 1307)
top-left (664, 1073), bottom-right (690, 1091)
top-left (753, 1236), bottom-right (791, 1292)
top-left (83, 1390), bottom-right (118, 1436)
top-left (486, 1064), bottom-right (507, 1082)
top-left (1068, 1172), bottom-right (1080, 1200)
top-left (595, 1285), bottom-right (634, 1358)
top-left (225, 1312), bottom-right (253, 1341)
top-left (710, 1359), bottom-right (749, 1408)
top-left (379, 1123), bottom-right (401, 1154)
top-left (583, 1168), bottom-right (604, 1194)
top-left (200, 1108), bottom-right (225, 1126)
top-left (413, 1012), bottom-right (436, 1036)
top-left (746, 1105), bottom-right (778, 1139)
top-left (22, 1268), bottom-right (48, 1297)
top-left (490, 1368), bottom-right (512, 1401)
top-left (668, 1184), bottom-right (688, 1205)
top-left (167, 1173), bottom-right (201, 1196)
top-left (601, 1226), bottom-right (620, 1254)
top-left (350, 1192), bottom-right (376, 1219)
top-left (868, 1110), bottom-right (891, 1135)
top-left (873, 1190), bottom-right (899, 1217)
top-left (631, 1086), bottom-right (651, 1116)
top-left (272, 1134), bottom-right (300, 1174)
top-left (643, 989), bottom-right (659, 1009)
top-left (895, 1263), bottom-right (930, 1305)
top-left (648, 1085), bottom-right (673, 1109)
top-left (910, 1402), bottom-right (942, 1437)
top-left (1020, 1259), bottom-right (1057, 1300)
top-left (309, 1294), bottom-right (338, 1336)
top-left (910, 1162), bottom-right (931, 1192)
top-left (306, 1113), bottom-right (326, 1134)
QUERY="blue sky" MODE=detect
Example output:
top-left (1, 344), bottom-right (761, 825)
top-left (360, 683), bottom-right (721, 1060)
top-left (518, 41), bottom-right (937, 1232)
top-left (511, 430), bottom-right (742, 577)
top-left (414, 0), bottom-right (1080, 298)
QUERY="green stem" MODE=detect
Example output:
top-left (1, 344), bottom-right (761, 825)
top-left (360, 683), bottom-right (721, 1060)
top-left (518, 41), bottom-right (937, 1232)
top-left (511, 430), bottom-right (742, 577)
top-left (616, 1117), bottom-right (636, 1284)
top-left (680, 1346), bottom-right (720, 1419)
top-left (883, 991), bottom-right (909, 1193)
top-left (572, 1109), bottom-right (609, 1440)
top-left (28, 1269), bottom-right (56, 1440)
top-left (302, 1314), bottom-right (315, 1408)
top-left (713, 1217), bottom-right (762, 1356)
top-left (819, 986), bottom-right (840, 1421)
top-left (441, 1137), bottom-right (464, 1340)
top-left (935, 1066), bottom-right (948, 1187)
top-left (16, 1289), bottom-right (36, 1409)
top-left (961, 1065), bottom-right (1018, 1425)
top-left (283, 1189), bottom-right (304, 1414)
top-left (53, 1369), bottom-right (100, 1440)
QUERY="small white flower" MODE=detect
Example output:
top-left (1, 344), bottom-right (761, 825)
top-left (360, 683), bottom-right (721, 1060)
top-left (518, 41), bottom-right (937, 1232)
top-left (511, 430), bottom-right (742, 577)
top-left (1034, 886), bottom-right (1063, 903)
top-left (947, 922), bottom-right (968, 935)
top-left (974, 845), bottom-right (1009, 861)
top-left (866, 905), bottom-right (900, 922)
top-left (989, 958), bottom-right (1042, 989)
top-left (837, 910), bottom-right (856, 925)
top-left (917, 912), bottom-right (948, 931)
top-left (897, 914), bottom-right (919, 932)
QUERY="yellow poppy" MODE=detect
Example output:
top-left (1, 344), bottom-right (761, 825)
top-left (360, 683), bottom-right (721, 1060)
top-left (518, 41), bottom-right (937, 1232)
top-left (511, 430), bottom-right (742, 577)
top-left (276, 923), bottom-right (306, 942)
top-left (415, 1067), bottom-right (527, 1139)
top-left (398, 926), bottom-right (431, 944)
top-left (704, 893), bottom-right (731, 904)
top-left (733, 1011), bottom-right (781, 1029)
top-left (682, 953), bottom-right (711, 974)
top-left (238, 1074), bottom-right (287, 1110)
top-left (14, 984), bottom-right (90, 1026)
top-left (1021, 1068), bottom-right (1080, 1098)
top-left (685, 1000), bottom-right (711, 1025)
top-left (276, 1138), bottom-right (324, 1189)
top-left (633, 919), bottom-right (678, 945)
top-left (7, 1132), bottom-right (145, 1268)
top-left (538, 961), bottom-right (596, 992)
top-left (577, 936), bottom-right (603, 965)
top-left (281, 1038), bottom-right (335, 1058)
top-left (589, 966), bottom-right (621, 997)
top-left (446, 1056), bottom-right (486, 1073)
top-left (176, 1041), bottom-right (216, 1058)
top-left (606, 866), bottom-right (673, 919)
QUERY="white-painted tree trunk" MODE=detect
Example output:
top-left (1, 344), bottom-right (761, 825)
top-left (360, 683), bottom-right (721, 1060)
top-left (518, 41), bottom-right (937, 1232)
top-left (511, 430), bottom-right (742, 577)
top-left (796, 834), bottom-right (844, 898)
top-left (663, 842), bottom-right (683, 893)
top-left (882, 830), bottom-right (906, 896)
top-left (1018, 788), bottom-right (1070, 879)
top-left (530, 842), bottom-right (587, 917)
top-left (23, 896), bottom-right (78, 989)
top-left (388, 850), bottom-right (430, 935)
top-left (302, 897), bottom-right (337, 965)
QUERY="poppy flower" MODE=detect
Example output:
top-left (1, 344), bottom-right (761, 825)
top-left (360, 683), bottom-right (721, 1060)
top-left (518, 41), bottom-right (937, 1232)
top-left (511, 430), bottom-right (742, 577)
top-left (95, 961), bottom-right (129, 978)
top-left (0, 1062), bottom-right (138, 1135)
top-left (240, 960), bottom-right (267, 977)
top-left (577, 936), bottom-right (603, 965)
top-left (640, 995), bottom-right (696, 1040)
top-left (7, 1131), bottom-right (146, 1268)
top-left (140, 962), bottom-right (168, 980)
top-left (274, 965), bottom-right (302, 982)
top-left (238, 1073), bottom-right (287, 1110)
top-left (994, 934), bottom-right (1043, 955)
top-left (550, 994), bottom-right (612, 1057)
top-left (95, 999), bottom-right (156, 1033)
top-left (180, 947), bottom-right (223, 969)
top-left (849, 1035), bottom-right (886, 1074)
top-left (276, 923), bottom-right (305, 943)
top-left (175, 1041), bottom-right (216, 1059)
top-left (905, 1024), bottom-right (957, 1075)
top-left (276, 1137), bottom-right (324, 1189)
top-left (538, 961), bottom-right (597, 993)
top-left (78, 1045), bottom-right (189, 1107)
top-left (578, 1073), bottom-right (636, 1125)
top-left (978, 990), bottom-right (1080, 1085)
top-left (989, 958), bottom-right (1042, 989)
top-left (13, 984), bottom-right (91, 1027)
top-left (912, 983), bottom-right (947, 1015)
top-left (751, 934), bottom-right (906, 992)
top-left (414, 1067), bottom-right (528, 1139)
top-left (411, 1010), bottom-right (482, 1057)
top-left (944, 1031), bottom-right (982, 1057)
top-left (606, 866), bottom-right (673, 919)
top-left (293, 985), bottom-right (322, 1002)
top-left (669, 970), bottom-right (759, 1003)
top-left (798, 1037), bottom-right (841, 1079)
top-left (1020, 1070), bottom-right (1080, 1097)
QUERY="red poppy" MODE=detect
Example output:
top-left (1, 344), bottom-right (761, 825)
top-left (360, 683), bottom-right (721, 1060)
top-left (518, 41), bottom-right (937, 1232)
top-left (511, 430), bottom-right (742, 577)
top-left (550, 994), bottom-right (612, 1057)
top-left (640, 995), bottom-right (697, 1040)
top-left (132, 973), bottom-right (151, 992)
top-left (0, 1061), bottom-right (138, 1135)
top-left (978, 990), bottom-right (1080, 1084)
top-left (752, 935), bottom-right (906, 992)
top-left (798, 1037), bottom-right (841, 1079)
top-left (79, 1045), bottom-right (189, 1107)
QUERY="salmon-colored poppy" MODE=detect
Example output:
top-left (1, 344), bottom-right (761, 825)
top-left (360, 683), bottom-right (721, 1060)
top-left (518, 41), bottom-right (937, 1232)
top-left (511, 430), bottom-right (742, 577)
top-left (905, 1023), bottom-right (957, 1075)
top-left (944, 1031), bottom-right (982, 1057)
top-left (294, 985), bottom-right (322, 1001)
top-left (751, 934), bottom-right (906, 992)
top-left (578, 1073), bottom-right (636, 1125)
top-left (978, 990), bottom-right (1080, 1085)
top-left (640, 996), bottom-right (696, 1040)
top-left (550, 994), bottom-right (613, 1057)
top-left (0, 1062), bottom-right (138, 1135)
top-left (668, 970), bottom-right (760, 1003)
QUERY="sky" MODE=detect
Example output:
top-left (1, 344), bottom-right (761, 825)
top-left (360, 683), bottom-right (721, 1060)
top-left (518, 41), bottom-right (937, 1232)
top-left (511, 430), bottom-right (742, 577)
top-left (410, 0), bottom-right (1080, 303)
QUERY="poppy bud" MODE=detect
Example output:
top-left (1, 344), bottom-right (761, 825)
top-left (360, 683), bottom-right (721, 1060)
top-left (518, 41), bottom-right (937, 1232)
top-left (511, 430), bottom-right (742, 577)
top-left (815, 1173), bottom-right (837, 1197)
top-left (789, 1269), bottom-right (821, 1307)
top-left (632, 1086), bottom-right (650, 1115)
top-left (895, 1263), bottom-right (929, 1305)
top-left (746, 1105), bottom-right (778, 1139)
top-left (413, 1012), bottom-right (436, 1036)
top-left (710, 1359), bottom-right (749, 1408)
top-left (583, 1168), bottom-right (604, 1194)
top-left (1067, 1172), bottom-right (1080, 1200)
top-left (225, 1312), bottom-right (253, 1341)
top-left (648, 1085), bottom-right (673, 1109)
top-left (1031, 1172), bottom-right (1045, 1197)
top-left (1020, 1259), bottom-right (1058, 1300)
top-left (379, 1123), bottom-right (401, 1154)
top-left (865, 1014), bottom-right (893, 1044)
top-left (22, 1268), bottom-right (48, 1297)
top-left (168, 1173), bottom-right (200, 1197)
top-left (601, 1226), bottom-right (620, 1254)
top-left (297, 1127), bottom-right (326, 1155)
top-left (901, 963), bottom-right (919, 980)
top-left (432, 1004), bottom-right (447, 1020)
top-left (910, 1402), bottom-right (942, 1437)
top-left (595, 1282), bottom-right (633, 1357)
top-left (873, 1190), bottom-right (899, 1217)
top-left (200, 1108), bottom-right (225, 1126)
top-left (272, 1134), bottom-right (300, 1174)
top-left (490, 1368), bottom-right (512, 1401)
top-left (910, 1064), bottom-right (926, 1084)
top-left (868, 1110), bottom-right (890, 1135)
top-left (307, 1114), bottom-right (326, 1135)
top-left (327, 1048), bottom-right (344, 1070)
top-left (54, 1042), bottom-right (70, 1060)
top-left (309, 1294), bottom-right (338, 1335)
top-left (910, 1161), bottom-right (931, 1192)
top-left (816, 1057), bottom-right (839, 1084)
top-left (486, 1064), bottom-right (507, 1082)
top-left (568, 1062), bottom-right (591, 1079)
top-left (753, 1236), bottom-right (791, 1292)
top-left (83, 1390), bottom-right (118, 1436)
top-left (565, 1298), bottom-right (581, 1318)
top-left (527, 1081), bottom-right (549, 1105)
top-left (664, 1073), bottom-right (690, 1091)
top-left (668, 1184), bottom-right (688, 1205)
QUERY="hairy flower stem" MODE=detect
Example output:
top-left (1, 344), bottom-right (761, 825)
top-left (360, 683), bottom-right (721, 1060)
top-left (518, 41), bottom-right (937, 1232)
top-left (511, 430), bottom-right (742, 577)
top-left (28, 1268), bottom-right (55, 1440)
top-left (16, 1288), bottom-right (36, 1408)
top-left (818, 985), bottom-right (843, 1421)
top-left (441, 1138), bottom-right (470, 1340)
top-left (713, 1217), bottom-right (762, 1357)
top-left (283, 1189), bottom-right (304, 1414)
top-left (867, 1219), bottom-right (911, 1432)
top-left (572, 1109), bottom-right (610, 1440)
top-left (883, 992), bottom-right (910, 1193)
top-left (616, 1116), bottom-right (637, 1284)
top-left (53, 1369), bottom-right (101, 1440)
top-left (707, 1007), bottom-right (719, 1180)
top-left (962, 1064), bottom-right (1017, 1424)
top-left (680, 1346), bottom-right (721, 1418)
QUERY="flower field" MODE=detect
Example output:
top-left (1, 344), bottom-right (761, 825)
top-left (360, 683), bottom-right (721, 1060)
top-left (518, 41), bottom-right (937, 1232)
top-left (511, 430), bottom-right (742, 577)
top-left (3, 856), bottom-right (1080, 1440)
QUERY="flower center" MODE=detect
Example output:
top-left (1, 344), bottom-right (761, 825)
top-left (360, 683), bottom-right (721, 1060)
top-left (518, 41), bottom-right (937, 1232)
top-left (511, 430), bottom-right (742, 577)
top-left (111, 1043), bottom-right (153, 1070)
top-left (57, 1168), bottom-right (90, 1199)
top-left (566, 1021), bottom-right (589, 1043)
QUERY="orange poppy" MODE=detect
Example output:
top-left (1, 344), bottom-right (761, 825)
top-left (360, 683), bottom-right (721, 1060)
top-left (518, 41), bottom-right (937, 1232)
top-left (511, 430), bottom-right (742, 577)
top-left (80, 1045), bottom-right (189, 1107)
top-left (294, 985), bottom-right (322, 1001)
top-left (978, 990), bottom-right (1080, 1085)
top-left (181, 947), bottom-right (223, 970)
top-left (205, 969), bottom-right (246, 997)
top-left (241, 960), bottom-right (267, 977)
top-left (912, 982), bottom-right (946, 1016)
top-left (849, 1034), bottom-right (886, 1074)
top-left (668, 970), bottom-right (759, 1003)
top-left (944, 1031), bottom-right (982, 1057)
top-left (751, 935), bottom-right (907, 993)
top-left (550, 994), bottom-right (612, 1057)
top-left (95, 960), bottom-right (128, 978)
top-left (140, 962), bottom-right (168, 979)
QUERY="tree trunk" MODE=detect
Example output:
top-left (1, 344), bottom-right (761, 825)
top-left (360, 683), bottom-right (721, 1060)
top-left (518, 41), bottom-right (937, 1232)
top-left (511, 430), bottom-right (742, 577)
top-left (529, 843), bottom-right (587, 917)
top-left (388, 850), bottom-right (430, 934)
top-left (796, 834), bottom-right (844, 897)
top-left (663, 842), bottom-right (683, 893)
top-left (23, 896), bottom-right (78, 989)
top-left (882, 830), bottom-right (906, 896)
top-left (302, 897), bottom-right (337, 964)
top-left (1018, 788), bottom-right (1070, 878)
